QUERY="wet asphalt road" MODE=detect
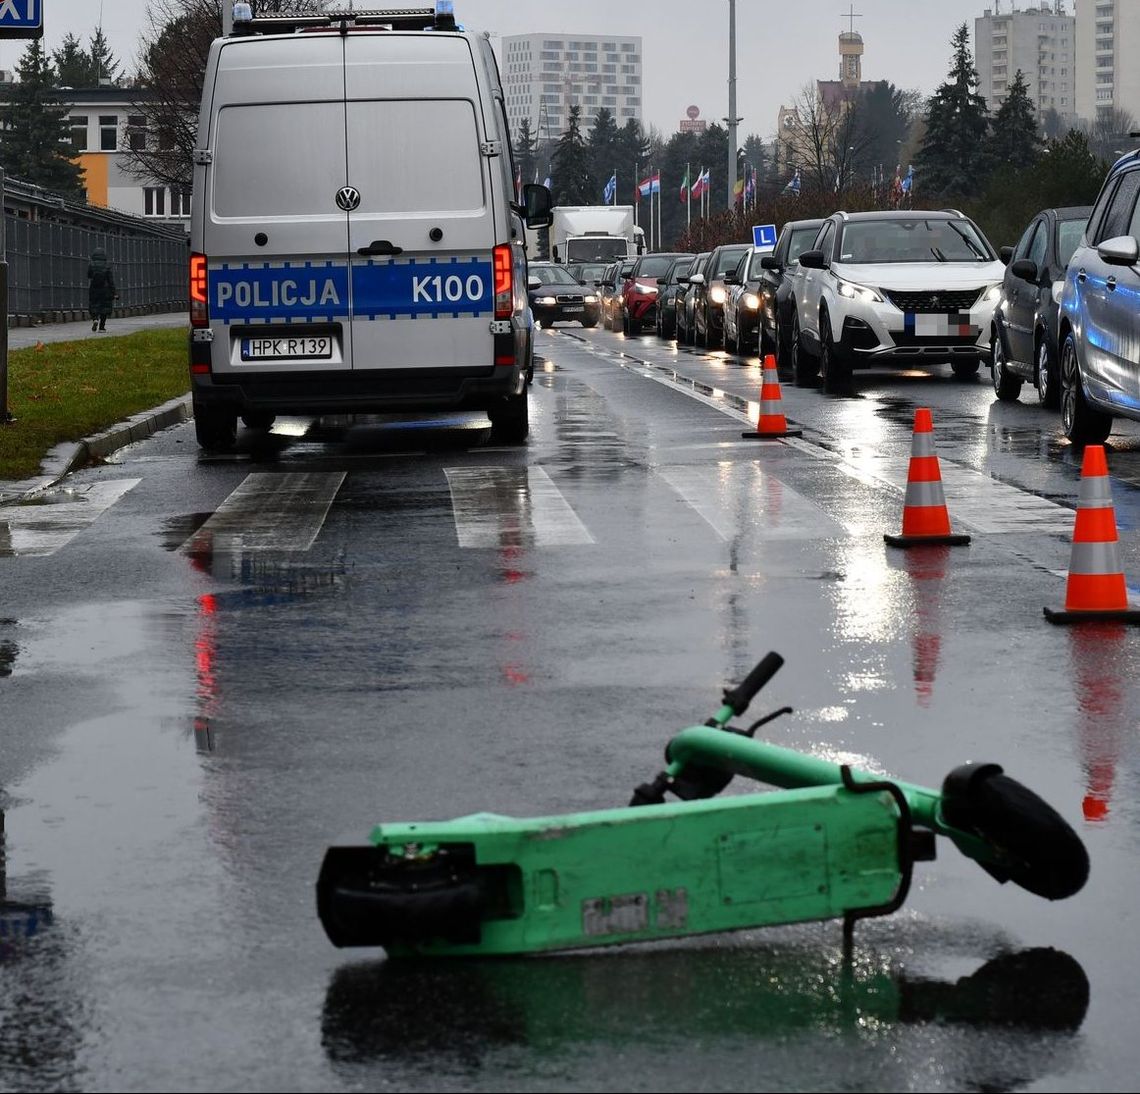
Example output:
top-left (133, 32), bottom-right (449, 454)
top-left (2, 325), bottom-right (1139, 1091)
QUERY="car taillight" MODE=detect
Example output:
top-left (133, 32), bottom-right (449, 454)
top-left (493, 243), bottom-right (512, 320)
top-left (190, 252), bottom-right (208, 328)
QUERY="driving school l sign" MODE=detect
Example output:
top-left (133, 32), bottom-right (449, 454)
top-left (0, 0), bottom-right (43, 38)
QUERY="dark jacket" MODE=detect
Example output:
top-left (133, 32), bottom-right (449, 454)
top-left (87, 251), bottom-right (117, 315)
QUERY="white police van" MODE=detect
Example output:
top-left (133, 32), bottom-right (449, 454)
top-left (188, 3), bottom-right (552, 451)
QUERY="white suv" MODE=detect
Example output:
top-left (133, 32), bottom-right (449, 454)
top-left (791, 211), bottom-right (1005, 391)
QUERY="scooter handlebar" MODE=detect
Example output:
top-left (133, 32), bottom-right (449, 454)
top-left (722, 652), bottom-right (783, 716)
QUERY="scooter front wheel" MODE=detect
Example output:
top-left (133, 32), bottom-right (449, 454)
top-left (941, 763), bottom-right (1089, 901)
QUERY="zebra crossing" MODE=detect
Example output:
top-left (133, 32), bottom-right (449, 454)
top-left (0, 450), bottom-right (1081, 560)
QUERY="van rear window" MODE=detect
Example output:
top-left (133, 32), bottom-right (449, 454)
top-left (346, 99), bottom-right (484, 215)
top-left (213, 103), bottom-right (349, 219)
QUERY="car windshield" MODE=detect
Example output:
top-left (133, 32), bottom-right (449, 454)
top-left (839, 219), bottom-right (994, 263)
top-left (669, 257), bottom-right (695, 281)
top-left (570, 263), bottom-right (608, 283)
top-left (1057, 218), bottom-right (1088, 267)
top-left (533, 265), bottom-right (582, 286)
top-left (714, 248), bottom-right (750, 276)
top-left (636, 255), bottom-right (678, 278)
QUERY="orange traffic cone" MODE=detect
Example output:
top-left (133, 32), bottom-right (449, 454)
top-left (742, 355), bottom-right (802, 439)
top-left (884, 408), bottom-right (970, 548)
top-left (1044, 445), bottom-right (1140, 623)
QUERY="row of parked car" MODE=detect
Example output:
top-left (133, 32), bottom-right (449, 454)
top-left (527, 147), bottom-right (1140, 445)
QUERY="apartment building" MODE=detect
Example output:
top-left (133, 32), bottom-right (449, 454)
top-left (1075, 0), bottom-right (1140, 123)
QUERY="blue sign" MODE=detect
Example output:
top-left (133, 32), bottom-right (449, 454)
top-left (211, 262), bottom-right (351, 324)
top-left (0, 0), bottom-right (44, 39)
top-left (752, 224), bottom-right (778, 251)
top-left (353, 256), bottom-right (492, 319)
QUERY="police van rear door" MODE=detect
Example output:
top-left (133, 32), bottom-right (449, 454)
top-left (203, 35), bottom-right (351, 375)
top-left (343, 34), bottom-right (497, 373)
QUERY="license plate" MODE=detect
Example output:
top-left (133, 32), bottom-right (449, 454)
top-left (905, 313), bottom-right (976, 337)
top-left (241, 335), bottom-right (333, 361)
top-left (563, 306), bottom-right (584, 313)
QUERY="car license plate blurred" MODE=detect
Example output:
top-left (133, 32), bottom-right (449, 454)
top-left (563, 306), bottom-right (584, 313)
top-left (241, 335), bottom-right (333, 361)
top-left (905, 313), bottom-right (976, 337)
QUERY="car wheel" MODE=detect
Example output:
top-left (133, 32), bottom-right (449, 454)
top-left (194, 401), bottom-right (237, 452)
top-left (791, 311), bottom-right (816, 387)
top-left (581, 318), bottom-right (597, 329)
top-left (1060, 332), bottom-right (1112, 445)
top-left (991, 330), bottom-right (1022, 402)
top-left (819, 309), bottom-right (851, 392)
top-left (488, 390), bottom-right (529, 445)
top-left (1035, 331), bottom-right (1060, 408)
top-left (774, 313), bottom-right (788, 369)
top-left (951, 358), bottom-right (981, 378)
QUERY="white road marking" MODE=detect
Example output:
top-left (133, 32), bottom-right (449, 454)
top-left (185, 472), bottom-right (346, 553)
top-left (0, 479), bottom-right (141, 557)
top-left (445, 465), bottom-right (595, 548)
top-left (657, 463), bottom-right (849, 540)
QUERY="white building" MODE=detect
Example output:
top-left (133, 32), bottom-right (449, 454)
top-left (500, 34), bottom-right (643, 146)
top-left (1074, 0), bottom-right (1140, 123)
top-left (974, 3), bottom-right (1076, 125)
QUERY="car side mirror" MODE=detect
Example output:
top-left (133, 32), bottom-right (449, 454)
top-left (1098, 234), bottom-right (1140, 266)
top-left (724, 272), bottom-right (740, 285)
top-left (656, 277), bottom-right (667, 285)
top-left (527, 276), bottom-right (541, 289)
top-left (689, 272), bottom-right (707, 285)
top-left (999, 245), bottom-right (1014, 265)
top-left (1010, 258), bottom-right (1039, 283)
top-left (521, 183), bottom-right (553, 229)
top-left (798, 250), bottom-right (827, 270)
top-left (678, 276), bottom-right (691, 284)
top-left (760, 255), bottom-right (783, 271)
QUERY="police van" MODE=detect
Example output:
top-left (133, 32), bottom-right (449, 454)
top-left (188, 2), bottom-right (552, 451)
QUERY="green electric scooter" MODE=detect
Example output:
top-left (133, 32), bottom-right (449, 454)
top-left (317, 653), bottom-right (1088, 957)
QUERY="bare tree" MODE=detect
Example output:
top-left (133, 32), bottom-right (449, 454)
top-left (783, 83), bottom-right (873, 196)
top-left (1075, 107), bottom-right (1139, 164)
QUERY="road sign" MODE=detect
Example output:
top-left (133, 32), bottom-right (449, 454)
top-left (0, 0), bottom-right (43, 39)
top-left (752, 224), bottom-right (777, 251)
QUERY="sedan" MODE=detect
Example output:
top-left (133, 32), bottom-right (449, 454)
top-left (621, 252), bottom-right (688, 335)
top-left (527, 262), bottom-right (600, 328)
top-left (756, 218), bottom-right (826, 369)
top-left (990, 206), bottom-right (1091, 408)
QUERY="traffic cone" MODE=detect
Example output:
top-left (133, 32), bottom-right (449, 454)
top-left (1044, 445), bottom-right (1140, 623)
top-left (884, 408), bottom-right (970, 547)
top-left (742, 355), bottom-right (802, 439)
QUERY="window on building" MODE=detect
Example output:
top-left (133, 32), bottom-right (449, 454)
top-left (68, 115), bottom-right (88, 152)
top-left (621, 43), bottom-right (635, 52)
top-left (126, 114), bottom-right (147, 152)
top-left (99, 115), bottom-right (118, 151)
top-left (144, 187), bottom-right (166, 216)
top-left (170, 188), bottom-right (192, 217)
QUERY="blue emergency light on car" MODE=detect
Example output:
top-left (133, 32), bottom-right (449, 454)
top-left (232, 2), bottom-right (253, 26)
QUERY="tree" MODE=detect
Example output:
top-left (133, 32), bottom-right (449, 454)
top-left (613, 118), bottom-right (650, 205)
top-left (586, 107), bottom-right (619, 202)
top-left (52, 28), bottom-right (122, 88)
top-left (1076, 107), bottom-right (1139, 165)
top-left (988, 70), bottom-right (1041, 169)
top-left (125, 0), bottom-right (222, 189)
top-left (550, 104), bottom-right (593, 205)
top-left (87, 27), bottom-right (122, 86)
top-left (1, 39), bottom-right (85, 196)
top-left (914, 23), bottom-right (991, 200)
top-left (854, 82), bottom-right (916, 187)
top-left (512, 116), bottom-right (538, 188)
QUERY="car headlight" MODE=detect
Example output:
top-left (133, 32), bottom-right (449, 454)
top-left (710, 285), bottom-right (727, 304)
top-left (633, 284), bottom-right (657, 295)
top-left (743, 293), bottom-right (760, 310)
top-left (584, 294), bottom-right (598, 304)
top-left (535, 295), bottom-right (556, 306)
top-left (981, 283), bottom-right (1002, 304)
top-left (834, 276), bottom-right (882, 303)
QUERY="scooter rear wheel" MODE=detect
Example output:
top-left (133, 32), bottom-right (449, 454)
top-left (941, 763), bottom-right (1089, 901)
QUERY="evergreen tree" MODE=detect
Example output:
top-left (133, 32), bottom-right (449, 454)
top-left (87, 27), bottom-right (122, 86)
top-left (551, 104), bottom-right (593, 205)
top-left (52, 33), bottom-right (96, 87)
top-left (988, 70), bottom-right (1041, 169)
top-left (914, 23), bottom-right (991, 200)
top-left (586, 107), bottom-right (619, 202)
top-left (513, 116), bottom-right (538, 188)
top-left (2, 39), bottom-right (85, 196)
top-left (613, 118), bottom-right (650, 204)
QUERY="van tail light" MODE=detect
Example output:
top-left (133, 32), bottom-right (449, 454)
top-left (190, 252), bottom-right (209, 328)
top-left (493, 243), bottom-right (512, 320)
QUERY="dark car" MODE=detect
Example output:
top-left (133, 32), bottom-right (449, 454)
top-left (757, 218), bottom-right (826, 369)
top-left (676, 252), bottom-right (711, 344)
top-left (655, 254), bottom-right (696, 338)
top-left (527, 262), bottom-right (600, 329)
top-left (600, 258), bottom-right (636, 331)
top-left (620, 252), bottom-right (688, 335)
top-left (691, 243), bottom-right (753, 348)
top-left (991, 206), bottom-right (1092, 408)
top-left (1058, 151), bottom-right (1140, 443)
top-left (722, 248), bottom-right (765, 356)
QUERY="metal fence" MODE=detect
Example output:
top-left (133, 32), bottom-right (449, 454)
top-left (3, 177), bottom-right (188, 325)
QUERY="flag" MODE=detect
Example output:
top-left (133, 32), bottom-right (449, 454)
top-left (602, 173), bottom-right (617, 204)
top-left (690, 168), bottom-right (710, 200)
top-left (513, 162), bottom-right (521, 201)
top-left (901, 164), bottom-right (914, 194)
top-left (782, 169), bottom-right (801, 196)
top-left (744, 164), bottom-right (755, 204)
top-left (733, 176), bottom-right (744, 203)
top-left (637, 172), bottom-right (660, 200)
top-left (542, 176), bottom-right (551, 189)
top-left (679, 166), bottom-right (690, 203)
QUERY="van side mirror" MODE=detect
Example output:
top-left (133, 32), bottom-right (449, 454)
top-left (798, 250), bottom-right (827, 270)
top-left (521, 183), bottom-right (553, 229)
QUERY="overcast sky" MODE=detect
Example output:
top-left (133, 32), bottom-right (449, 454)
top-left (4, 0), bottom-right (1022, 141)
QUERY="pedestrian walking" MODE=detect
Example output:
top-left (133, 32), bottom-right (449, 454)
top-left (87, 248), bottom-right (118, 332)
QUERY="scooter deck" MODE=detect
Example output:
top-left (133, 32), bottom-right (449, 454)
top-left (318, 782), bottom-right (911, 956)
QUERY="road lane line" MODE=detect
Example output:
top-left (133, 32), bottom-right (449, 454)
top-left (186, 472), bottom-right (346, 553)
top-left (445, 465), bottom-right (595, 548)
top-left (0, 479), bottom-right (141, 557)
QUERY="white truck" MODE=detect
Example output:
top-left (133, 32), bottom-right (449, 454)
top-left (548, 206), bottom-right (646, 265)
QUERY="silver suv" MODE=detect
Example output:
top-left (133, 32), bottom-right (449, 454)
top-left (1057, 150), bottom-right (1140, 444)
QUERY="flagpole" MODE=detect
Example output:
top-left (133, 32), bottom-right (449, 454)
top-left (686, 161), bottom-right (691, 230)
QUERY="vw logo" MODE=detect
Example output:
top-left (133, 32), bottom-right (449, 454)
top-left (930, 294), bottom-right (940, 306)
top-left (335, 185), bottom-right (361, 211)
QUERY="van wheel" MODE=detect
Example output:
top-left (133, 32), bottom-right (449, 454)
top-left (488, 391), bottom-right (529, 445)
top-left (194, 402), bottom-right (237, 452)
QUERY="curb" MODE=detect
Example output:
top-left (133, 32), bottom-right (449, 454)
top-left (0, 393), bottom-right (193, 506)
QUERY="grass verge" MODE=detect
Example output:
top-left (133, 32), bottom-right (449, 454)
top-left (0, 328), bottom-right (188, 481)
